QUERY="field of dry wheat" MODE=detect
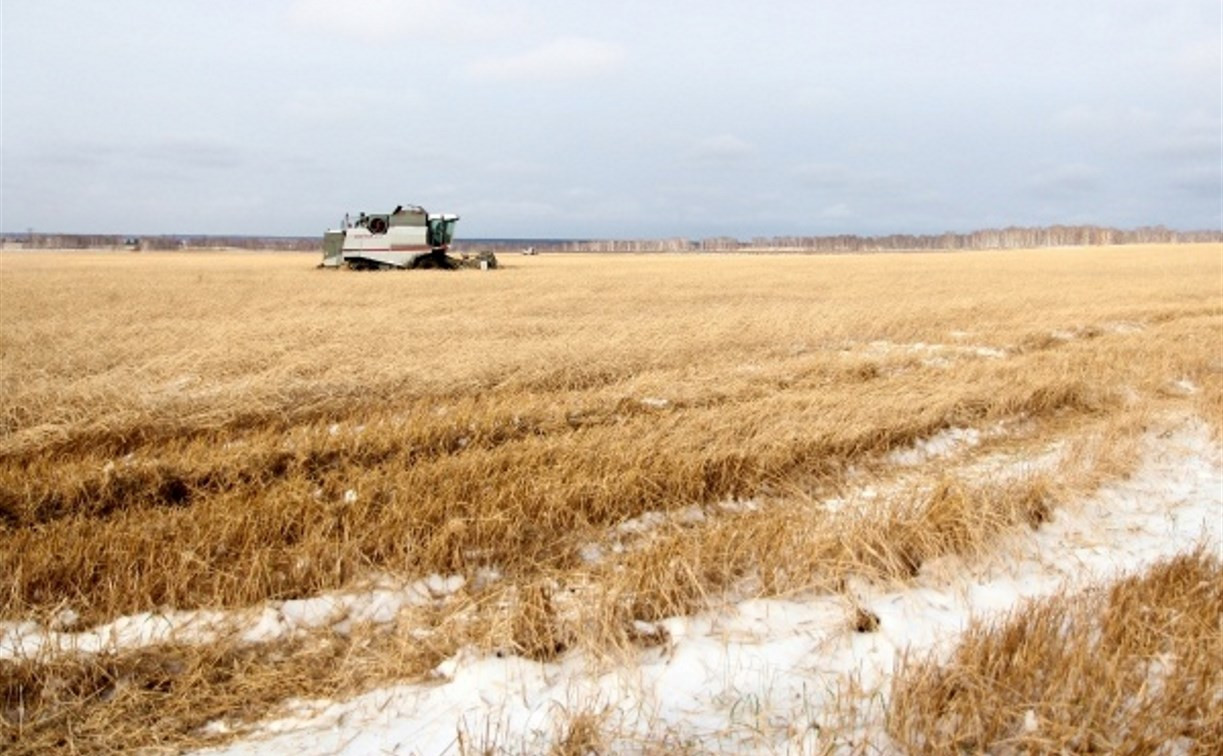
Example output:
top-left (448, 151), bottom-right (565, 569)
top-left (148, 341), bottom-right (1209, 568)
top-left (1, 244), bottom-right (1220, 753)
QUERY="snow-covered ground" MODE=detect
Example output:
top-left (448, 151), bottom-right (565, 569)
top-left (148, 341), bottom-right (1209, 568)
top-left (189, 419), bottom-right (1221, 755)
top-left (0, 419), bottom-right (1022, 661)
top-left (0, 574), bottom-right (470, 660)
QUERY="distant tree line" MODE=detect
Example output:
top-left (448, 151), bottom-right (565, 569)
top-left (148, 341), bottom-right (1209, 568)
top-left (9, 234), bottom-right (319, 251)
top-left (554, 225), bottom-right (1223, 253)
top-left (5, 225), bottom-right (1220, 254)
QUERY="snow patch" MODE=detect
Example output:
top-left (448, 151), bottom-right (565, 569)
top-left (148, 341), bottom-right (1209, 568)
top-left (887, 427), bottom-right (982, 466)
top-left (616, 510), bottom-right (668, 536)
top-left (716, 498), bottom-right (762, 514)
top-left (1023, 708), bottom-right (1040, 734)
top-left (196, 420), bottom-right (1222, 755)
top-left (858, 340), bottom-right (1008, 362)
top-left (1164, 378), bottom-right (1199, 396)
top-left (615, 505), bottom-right (704, 537)
top-left (577, 543), bottom-right (604, 564)
top-left (971, 345), bottom-right (1007, 359)
top-left (0, 574), bottom-right (469, 660)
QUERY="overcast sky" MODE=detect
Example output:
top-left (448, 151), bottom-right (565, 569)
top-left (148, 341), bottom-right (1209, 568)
top-left (3, 1), bottom-right (1220, 238)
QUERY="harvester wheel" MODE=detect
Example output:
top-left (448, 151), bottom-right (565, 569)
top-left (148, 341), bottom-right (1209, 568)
top-left (410, 251), bottom-right (458, 270)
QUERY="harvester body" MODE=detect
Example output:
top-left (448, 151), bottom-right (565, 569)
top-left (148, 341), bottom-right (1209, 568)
top-left (321, 205), bottom-right (460, 269)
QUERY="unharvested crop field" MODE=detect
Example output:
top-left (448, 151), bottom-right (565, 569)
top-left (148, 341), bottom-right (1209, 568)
top-left (1, 245), bottom-right (1221, 753)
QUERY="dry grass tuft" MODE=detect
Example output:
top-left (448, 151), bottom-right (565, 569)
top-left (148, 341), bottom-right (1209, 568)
top-left (509, 581), bottom-right (574, 661)
top-left (550, 703), bottom-right (610, 756)
top-left (851, 605), bottom-right (881, 634)
top-left (887, 550), bottom-right (1223, 753)
top-left (1, 635), bottom-right (357, 754)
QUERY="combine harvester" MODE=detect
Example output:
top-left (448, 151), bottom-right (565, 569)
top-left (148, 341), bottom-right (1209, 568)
top-left (320, 205), bottom-right (496, 270)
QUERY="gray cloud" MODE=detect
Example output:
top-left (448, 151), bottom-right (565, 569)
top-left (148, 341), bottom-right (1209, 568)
top-left (1151, 136), bottom-right (1222, 163)
top-left (687, 135), bottom-right (757, 162)
top-left (1170, 166), bottom-right (1223, 198)
top-left (818, 203), bottom-right (853, 220)
top-left (2, 0), bottom-right (1219, 237)
top-left (25, 137), bottom-right (243, 179)
top-left (466, 38), bottom-right (626, 82)
top-left (1027, 164), bottom-right (1101, 196)
top-left (288, 0), bottom-right (518, 43)
top-left (790, 164), bottom-right (907, 197)
top-left (791, 163), bottom-right (852, 191)
top-left (139, 139), bottom-right (244, 170)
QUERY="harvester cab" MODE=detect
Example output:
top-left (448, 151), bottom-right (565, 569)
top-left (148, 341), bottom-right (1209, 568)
top-left (320, 205), bottom-right (468, 270)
